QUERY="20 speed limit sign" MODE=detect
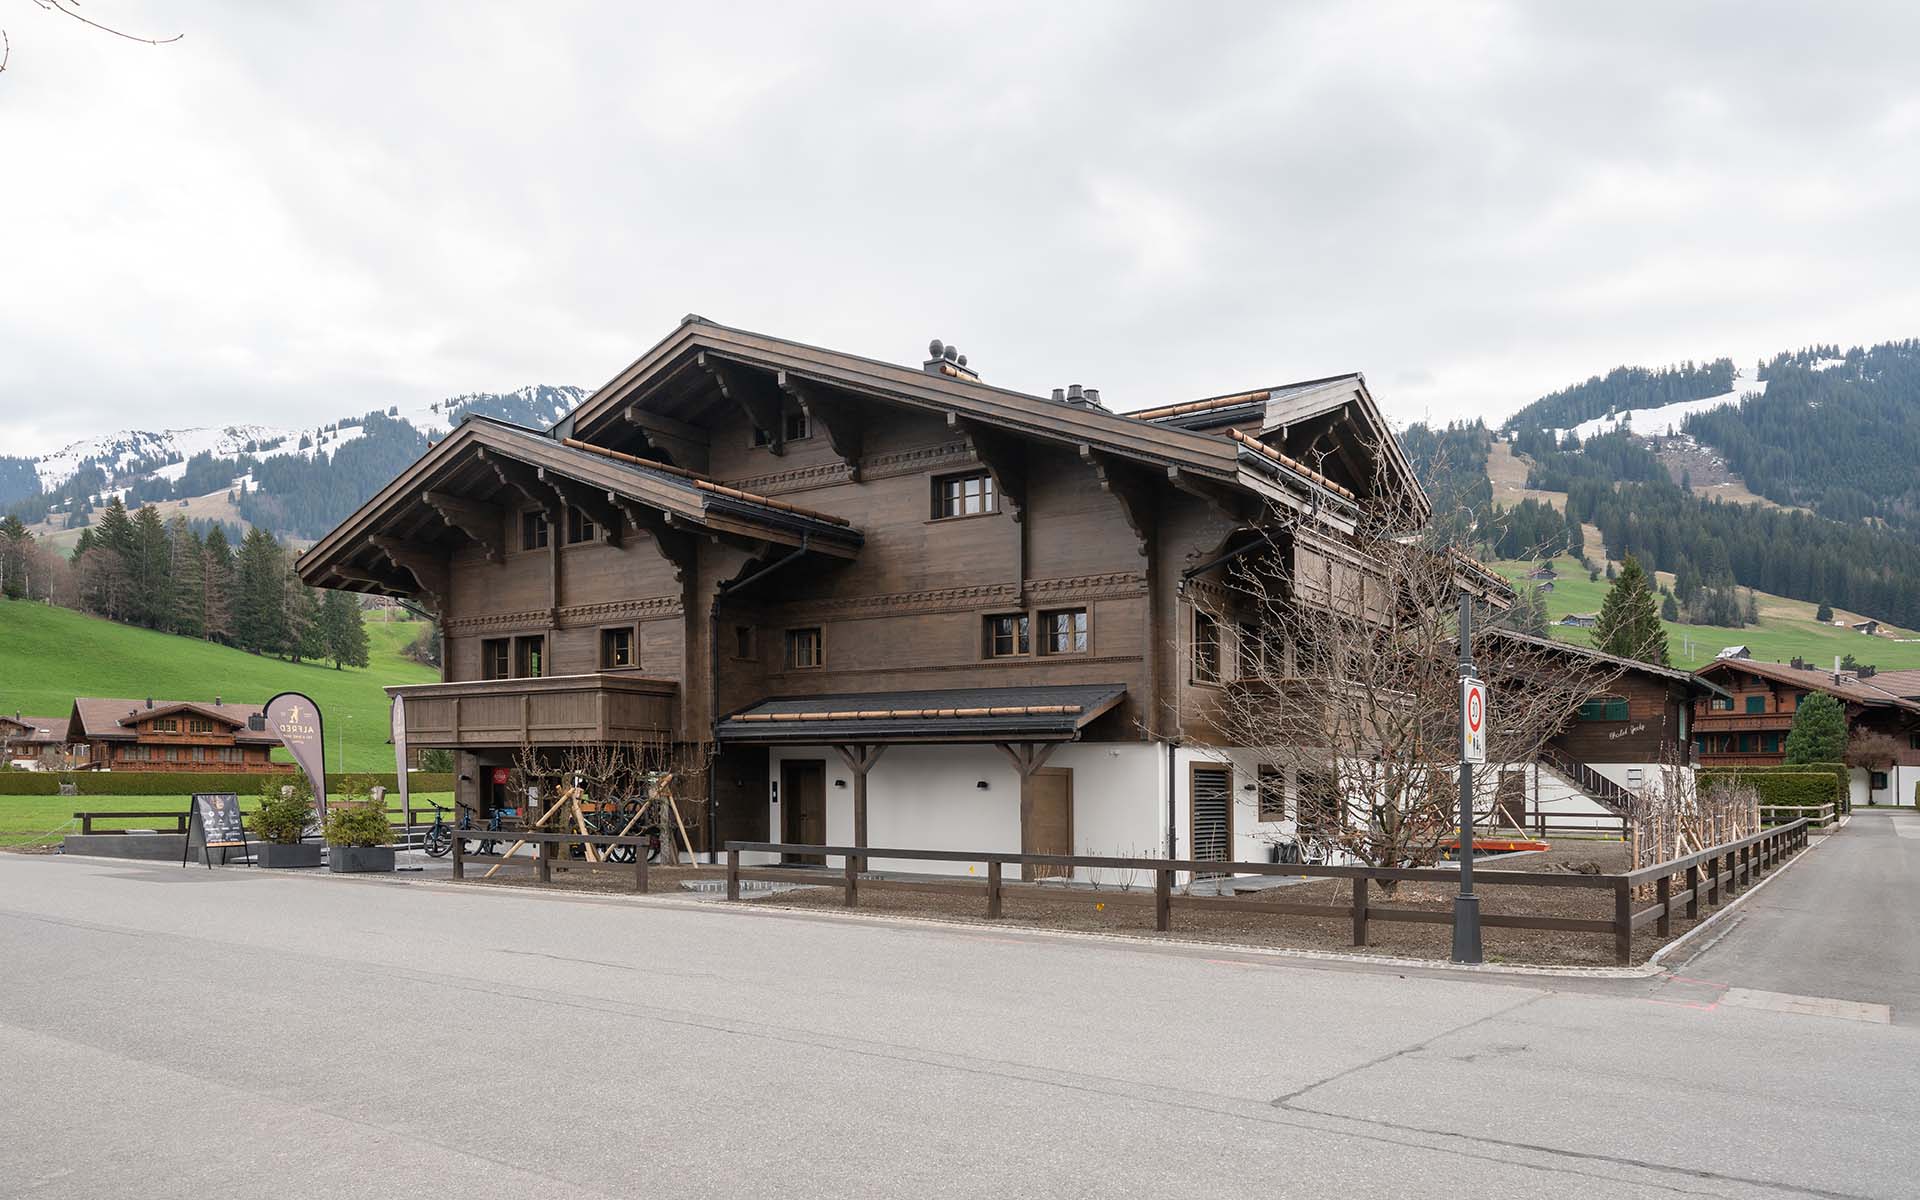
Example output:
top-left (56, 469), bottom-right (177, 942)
top-left (1461, 678), bottom-right (1488, 764)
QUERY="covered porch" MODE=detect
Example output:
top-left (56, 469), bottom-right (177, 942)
top-left (716, 683), bottom-right (1135, 879)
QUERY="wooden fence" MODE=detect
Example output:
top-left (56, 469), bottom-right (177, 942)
top-left (1761, 803), bottom-right (1837, 829)
top-left (721, 820), bottom-right (1809, 964)
top-left (450, 830), bottom-right (655, 892)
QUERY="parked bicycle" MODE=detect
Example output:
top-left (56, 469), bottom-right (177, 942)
top-left (421, 803), bottom-right (454, 858)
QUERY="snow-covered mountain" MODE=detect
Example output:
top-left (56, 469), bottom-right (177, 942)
top-left (25, 384), bottom-right (587, 495)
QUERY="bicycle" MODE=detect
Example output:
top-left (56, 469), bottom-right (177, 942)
top-left (421, 803), bottom-right (453, 858)
top-left (457, 809), bottom-right (502, 857)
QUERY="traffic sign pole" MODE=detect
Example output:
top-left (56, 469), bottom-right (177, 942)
top-left (1452, 591), bottom-right (1484, 964)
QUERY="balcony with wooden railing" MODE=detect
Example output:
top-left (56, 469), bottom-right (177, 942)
top-left (386, 674), bottom-right (678, 749)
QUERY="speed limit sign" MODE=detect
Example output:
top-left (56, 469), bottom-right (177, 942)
top-left (1461, 678), bottom-right (1488, 764)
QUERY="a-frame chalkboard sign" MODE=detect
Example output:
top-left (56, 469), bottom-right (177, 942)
top-left (182, 792), bottom-right (251, 869)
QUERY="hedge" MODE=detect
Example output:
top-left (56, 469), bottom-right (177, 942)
top-left (1700, 763), bottom-right (1847, 813)
top-left (0, 771), bottom-right (453, 798)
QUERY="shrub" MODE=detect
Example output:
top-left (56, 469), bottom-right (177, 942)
top-left (1700, 768), bottom-right (1841, 814)
top-left (248, 779), bottom-right (314, 845)
top-left (323, 788), bottom-right (392, 848)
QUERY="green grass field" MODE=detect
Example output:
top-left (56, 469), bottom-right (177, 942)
top-left (0, 601), bottom-right (440, 772)
top-left (1492, 556), bottom-right (1920, 671)
top-left (0, 792), bottom-right (456, 847)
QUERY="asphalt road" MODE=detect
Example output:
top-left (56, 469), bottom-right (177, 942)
top-left (0, 832), bottom-right (1914, 1200)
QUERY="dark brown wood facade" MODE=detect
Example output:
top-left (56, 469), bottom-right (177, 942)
top-left (64, 699), bottom-right (292, 773)
top-left (299, 317), bottom-right (1427, 842)
top-left (1692, 659), bottom-right (1920, 768)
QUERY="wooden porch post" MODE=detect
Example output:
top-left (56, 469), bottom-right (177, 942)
top-left (833, 743), bottom-right (886, 873)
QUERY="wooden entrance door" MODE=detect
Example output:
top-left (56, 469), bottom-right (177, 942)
top-left (1021, 768), bottom-right (1073, 880)
top-left (1190, 763), bottom-right (1232, 878)
top-left (782, 759), bottom-right (827, 864)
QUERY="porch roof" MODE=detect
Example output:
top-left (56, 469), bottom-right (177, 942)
top-left (716, 684), bottom-right (1127, 745)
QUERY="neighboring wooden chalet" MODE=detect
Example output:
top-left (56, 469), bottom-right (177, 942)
top-left (1, 713), bottom-right (75, 766)
top-left (297, 317), bottom-right (1440, 873)
top-left (1693, 657), bottom-right (1920, 806)
top-left (65, 698), bottom-right (291, 773)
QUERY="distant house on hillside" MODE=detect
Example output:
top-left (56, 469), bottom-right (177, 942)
top-left (65, 698), bottom-right (292, 773)
top-left (1536, 580), bottom-right (1555, 594)
top-left (1526, 565), bottom-right (1558, 582)
top-left (1, 713), bottom-right (76, 768)
top-left (1716, 645), bottom-right (1751, 660)
top-left (1558, 613), bottom-right (1597, 628)
top-left (1852, 620), bottom-right (1880, 636)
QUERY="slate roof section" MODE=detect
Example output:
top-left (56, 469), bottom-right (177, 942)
top-left (717, 683), bottom-right (1127, 744)
top-left (1484, 630), bottom-right (1729, 697)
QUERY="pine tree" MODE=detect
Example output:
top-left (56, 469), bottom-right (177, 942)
top-left (1783, 692), bottom-right (1847, 764)
top-left (165, 517), bottom-right (206, 637)
top-left (128, 505), bottom-right (170, 628)
top-left (233, 527), bottom-right (288, 654)
top-left (318, 589), bottom-right (371, 669)
top-left (202, 525), bottom-right (235, 644)
top-left (1594, 555), bottom-right (1669, 665)
top-left (285, 573), bottom-right (326, 662)
top-left (0, 514), bottom-right (28, 600)
top-left (1661, 593), bottom-right (1679, 621)
top-left (1816, 601), bottom-right (1834, 623)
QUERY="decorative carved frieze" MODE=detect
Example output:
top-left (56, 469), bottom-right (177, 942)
top-left (1027, 572), bottom-right (1149, 603)
top-left (763, 654), bottom-right (1145, 681)
top-left (444, 595), bottom-right (682, 636)
top-left (724, 439), bottom-right (979, 496)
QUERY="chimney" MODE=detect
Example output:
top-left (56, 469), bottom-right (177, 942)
top-left (214, 695), bottom-right (223, 706)
top-left (922, 339), bottom-right (979, 382)
top-left (146, 697), bottom-right (154, 709)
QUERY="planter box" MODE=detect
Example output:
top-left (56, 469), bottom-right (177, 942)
top-left (328, 845), bottom-right (396, 873)
top-left (258, 842), bottom-right (323, 869)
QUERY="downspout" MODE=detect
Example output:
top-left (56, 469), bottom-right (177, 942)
top-left (711, 536), bottom-right (813, 863)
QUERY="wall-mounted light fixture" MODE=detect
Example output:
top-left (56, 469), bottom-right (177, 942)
top-left (834, 779), bottom-right (847, 789)
top-left (975, 780), bottom-right (990, 790)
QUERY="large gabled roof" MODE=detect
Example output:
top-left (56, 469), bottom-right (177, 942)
top-left (562, 316), bottom-right (1376, 525)
top-left (1484, 630), bottom-right (1729, 698)
top-left (297, 414), bottom-right (864, 596)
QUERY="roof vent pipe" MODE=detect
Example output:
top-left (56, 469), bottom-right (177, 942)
top-left (1066, 384), bottom-right (1084, 402)
top-left (1051, 388), bottom-right (1066, 403)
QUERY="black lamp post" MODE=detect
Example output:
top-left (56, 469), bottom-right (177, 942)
top-left (1452, 590), bottom-right (1484, 964)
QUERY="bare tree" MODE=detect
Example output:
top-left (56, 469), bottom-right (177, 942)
top-left (1630, 758), bottom-right (1759, 879)
top-left (3, 1), bottom-right (183, 76)
top-left (1197, 440), bottom-right (1622, 887)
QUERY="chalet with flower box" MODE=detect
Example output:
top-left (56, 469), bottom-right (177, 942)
top-left (297, 315), bottom-right (1460, 876)
top-left (65, 697), bottom-right (293, 773)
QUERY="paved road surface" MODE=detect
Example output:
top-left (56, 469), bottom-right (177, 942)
top-left (0, 831), bottom-right (1913, 1199)
top-left (1671, 807), bottom-right (1920, 1021)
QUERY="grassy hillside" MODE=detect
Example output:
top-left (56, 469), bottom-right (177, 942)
top-left (0, 601), bottom-right (439, 771)
top-left (1493, 556), bottom-right (1920, 671)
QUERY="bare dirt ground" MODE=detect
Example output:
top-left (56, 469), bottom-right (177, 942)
top-left (1654, 434), bottom-right (1803, 513)
top-left (450, 841), bottom-right (1793, 968)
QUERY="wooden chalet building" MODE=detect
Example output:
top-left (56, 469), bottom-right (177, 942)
top-left (1, 713), bottom-right (74, 767)
top-left (1693, 657), bottom-right (1920, 806)
top-left (298, 316), bottom-right (1440, 876)
top-left (65, 698), bottom-right (292, 773)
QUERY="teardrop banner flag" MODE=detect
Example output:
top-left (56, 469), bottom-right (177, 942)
top-left (389, 692), bottom-right (409, 819)
top-left (265, 692), bottom-right (327, 824)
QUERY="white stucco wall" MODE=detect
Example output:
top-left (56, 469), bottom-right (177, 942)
top-left (1864, 764), bottom-right (1918, 807)
top-left (763, 742), bottom-right (1167, 880)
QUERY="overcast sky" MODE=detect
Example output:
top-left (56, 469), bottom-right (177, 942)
top-left (4, 1), bottom-right (1919, 457)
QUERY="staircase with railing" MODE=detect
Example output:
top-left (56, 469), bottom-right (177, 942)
top-left (1538, 746), bottom-right (1639, 817)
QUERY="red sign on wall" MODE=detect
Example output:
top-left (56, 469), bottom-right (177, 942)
top-left (491, 767), bottom-right (510, 786)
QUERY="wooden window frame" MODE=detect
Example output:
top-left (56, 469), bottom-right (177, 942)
top-left (785, 627), bottom-right (824, 670)
top-left (599, 625), bottom-right (636, 670)
top-left (565, 506), bottom-right (596, 545)
top-left (481, 638), bottom-right (510, 680)
top-left (932, 470), bottom-right (998, 520)
top-left (982, 612), bottom-right (1031, 660)
top-left (731, 624), bottom-right (757, 662)
top-left (1256, 764), bottom-right (1287, 822)
top-left (520, 510), bottom-right (549, 552)
top-left (1037, 607), bottom-right (1089, 657)
top-left (514, 634), bottom-right (545, 679)
top-left (1191, 607), bottom-right (1222, 686)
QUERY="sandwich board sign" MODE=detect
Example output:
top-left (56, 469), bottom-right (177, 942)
top-left (1461, 677), bottom-right (1488, 765)
top-left (182, 792), bottom-right (250, 869)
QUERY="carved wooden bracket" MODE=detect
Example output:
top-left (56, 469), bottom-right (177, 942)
top-left (368, 535), bottom-right (449, 610)
top-left (779, 371), bottom-right (863, 479)
top-left (624, 405), bottom-right (710, 474)
top-left (699, 351), bottom-right (784, 456)
top-left (1167, 465), bottom-right (1249, 524)
top-left (479, 447), bottom-right (556, 516)
top-left (613, 496), bottom-right (694, 583)
top-left (1078, 444), bottom-right (1154, 558)
top-left (421, 490), bottom-right (505, 562)
top-left (948, 413), bottom-right (1027, 521)
top-left (328, 562), bottom-right (414, 595)
top-left (996, 741), bottom-right (1060, 777)
top-left (536, 467), bottom-right (624, 549)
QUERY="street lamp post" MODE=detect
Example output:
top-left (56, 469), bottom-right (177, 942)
top-left (1452, 591), bottom-right (1484, 964)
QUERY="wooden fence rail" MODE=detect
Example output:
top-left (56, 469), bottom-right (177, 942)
top-left (1760, 803), bottom-right (1837, 829)
top-left (721, 820), bottom-right (1809, 965)
top-left (71, 810), bottom-right (191, 834)
top-left (450, 829), bottom-right (654, 892)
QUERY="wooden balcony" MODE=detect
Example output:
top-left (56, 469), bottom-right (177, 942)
top-left (386, 674), bottom-right (678, 749)
top-left (1695, 751), bottom-right (1787, 767)
top-left (1693, 713), bottom-right (1794, 733)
